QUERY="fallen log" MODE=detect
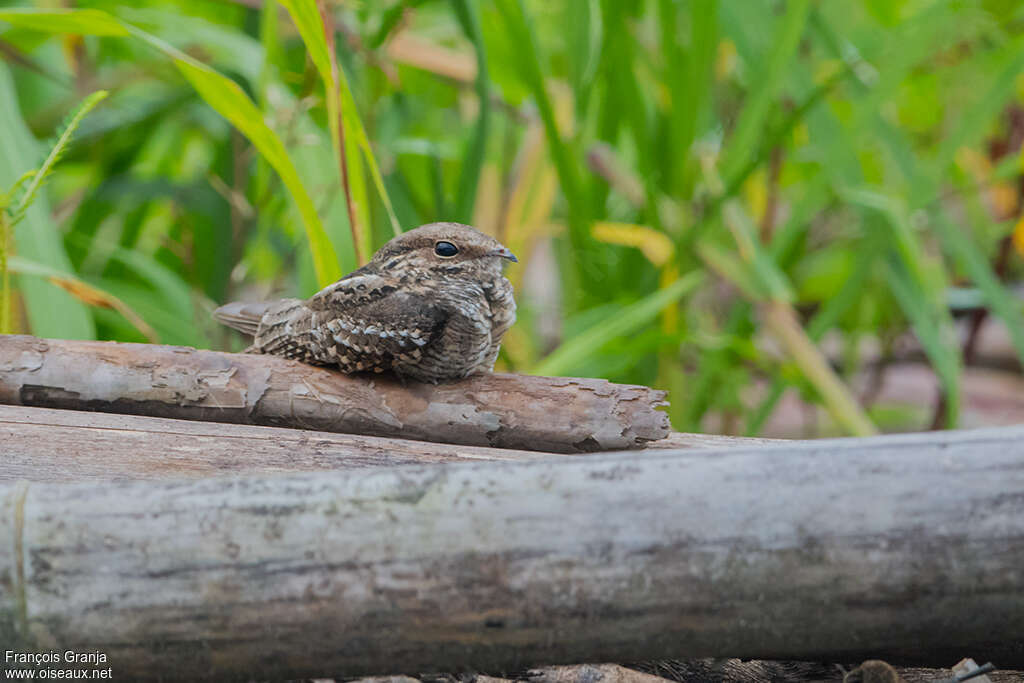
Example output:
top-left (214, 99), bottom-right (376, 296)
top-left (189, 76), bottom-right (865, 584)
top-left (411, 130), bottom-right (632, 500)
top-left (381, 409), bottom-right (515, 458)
top-left (0, 404), bottom-right (558, 482)
top-left (0, 334), bottom-right (669, 453)
top-left (0, 405), bottom-right (769, 483)
top-left (2, 426), bottom-right (1023, 680)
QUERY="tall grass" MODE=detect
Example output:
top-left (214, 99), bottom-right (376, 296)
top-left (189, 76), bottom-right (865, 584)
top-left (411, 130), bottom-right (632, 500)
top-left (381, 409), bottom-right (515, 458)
top-left (0, 89), bottom-right (108, 333)
top-left (1, 0), bottom-right (1022, 435)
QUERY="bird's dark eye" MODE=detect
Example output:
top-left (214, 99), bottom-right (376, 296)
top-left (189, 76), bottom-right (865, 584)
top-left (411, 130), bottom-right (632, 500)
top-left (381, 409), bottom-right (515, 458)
top-left (434, 241), bottom-right (459, 257)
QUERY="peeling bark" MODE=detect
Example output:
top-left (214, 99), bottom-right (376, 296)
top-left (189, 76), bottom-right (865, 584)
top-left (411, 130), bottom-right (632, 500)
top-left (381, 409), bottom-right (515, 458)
top-left (1, 426), bottom-right (1024, 679)
top-left (0, 335), bottom-right (670, 452)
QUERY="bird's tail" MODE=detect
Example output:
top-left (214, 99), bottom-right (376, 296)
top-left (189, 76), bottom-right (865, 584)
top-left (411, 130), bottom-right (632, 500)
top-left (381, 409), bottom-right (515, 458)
top-left (215, 299), bottom-right (325, 363)
top-left (212, 301), bottom-right (278, 337)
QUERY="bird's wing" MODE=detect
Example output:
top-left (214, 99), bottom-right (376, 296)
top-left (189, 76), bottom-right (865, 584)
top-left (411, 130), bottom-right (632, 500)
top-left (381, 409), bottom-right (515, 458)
top-left (307, 270), bottom-right (447, 365)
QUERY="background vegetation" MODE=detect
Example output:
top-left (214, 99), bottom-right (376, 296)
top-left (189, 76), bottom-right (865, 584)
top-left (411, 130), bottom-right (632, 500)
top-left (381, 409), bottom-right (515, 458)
top-left (2, 0), bottom-right (1023, 437)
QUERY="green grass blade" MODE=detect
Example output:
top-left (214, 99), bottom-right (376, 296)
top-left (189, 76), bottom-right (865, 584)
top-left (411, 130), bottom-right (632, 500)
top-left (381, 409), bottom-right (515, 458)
top-left (279, 0), bottom-right (369, 263)
top-left (719, 0), bottom-right (811, 184)
top-left (275, 0), bottom-right (332, 83)
top-left (9, 256), bottom-right (155, 342)
top-left (841, 189), bottom-right (935, 298)
top-left (884, 256), bottom-right (961, 426)
top-left (660, 0), bottom-right (717, 195)
top-left (0, 8), bottom-right (343, 288)
top-left (451, 0), bottom-right (490, 224)
top-left (566, 0), bottom-right (602, 118)
top-left (167, 52), bottom-right (342, 286)
top-left (931, 40), bottom-right (1024, 188)
top-left (277, 0), bottom-right (401, 240)
top-left (933, 212), bottom-right (1024, 365)
top-left (721, 199), bottom-right (795, 302)
top-left (493, 0), bottom-right (585, 228)
top-left (844, 188), bottom-right (960, 425)
top-left (762, 300), bottom-right (878, 436)
top-left (532, 272), bottom-right (703, 377)
top-left (341, 77), bottom-right (401, 238)
top-left (0, 62), bottom-right (94, 339)
top-left (679, 302), bottom-right (751, 431)
top-left (0, 7), bottom-right (128, 35)
top-left (11, 91), bottom-right (108, 225)
top-left (748, 234), bottom-right (879, 435)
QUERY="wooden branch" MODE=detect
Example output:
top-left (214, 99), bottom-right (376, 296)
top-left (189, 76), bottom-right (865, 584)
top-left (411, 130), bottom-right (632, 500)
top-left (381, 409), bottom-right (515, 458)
top-left (0, 335), bottom-right (669, 453)
top-left (2, 426), bottom-right (1024, 679)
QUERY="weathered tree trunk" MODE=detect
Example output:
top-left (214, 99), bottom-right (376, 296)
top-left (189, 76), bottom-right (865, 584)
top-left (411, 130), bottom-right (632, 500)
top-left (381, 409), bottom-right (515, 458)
top-left (0, 334), bottom-right (669, 452)
top-left (2, 426), bottom-right (1024, 680)
top-left (0, 405), bottom-right (768, 483)
top-left (0, 404), bottom-right (559, 482)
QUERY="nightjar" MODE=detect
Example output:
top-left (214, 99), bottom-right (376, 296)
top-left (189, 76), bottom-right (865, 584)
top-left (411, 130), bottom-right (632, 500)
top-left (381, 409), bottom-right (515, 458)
top-left (213, 222), bottom-right (517, 384)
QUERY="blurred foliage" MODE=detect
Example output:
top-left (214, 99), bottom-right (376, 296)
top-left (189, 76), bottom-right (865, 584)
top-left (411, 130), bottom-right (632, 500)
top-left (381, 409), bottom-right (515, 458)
top-left (1, 0), bottom-right (1024, 436)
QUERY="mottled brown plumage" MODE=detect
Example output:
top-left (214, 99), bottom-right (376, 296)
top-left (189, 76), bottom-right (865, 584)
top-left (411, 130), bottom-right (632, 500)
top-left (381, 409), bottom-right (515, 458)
top-left (214, 222), bottom-right (517, 383)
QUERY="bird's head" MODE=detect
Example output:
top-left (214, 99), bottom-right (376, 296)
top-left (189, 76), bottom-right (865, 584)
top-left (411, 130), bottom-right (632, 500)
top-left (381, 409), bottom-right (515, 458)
top-left (372, 222), bottom-right (517, 281)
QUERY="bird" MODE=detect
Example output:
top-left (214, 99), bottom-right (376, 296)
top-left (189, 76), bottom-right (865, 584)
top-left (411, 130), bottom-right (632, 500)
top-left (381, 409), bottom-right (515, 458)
top-left (213, 222), bottom-right (517, 384)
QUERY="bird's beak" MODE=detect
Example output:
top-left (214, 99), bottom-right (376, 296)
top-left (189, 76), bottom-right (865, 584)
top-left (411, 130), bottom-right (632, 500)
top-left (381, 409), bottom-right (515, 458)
top-left (489, 247), bottom-right (518, 263)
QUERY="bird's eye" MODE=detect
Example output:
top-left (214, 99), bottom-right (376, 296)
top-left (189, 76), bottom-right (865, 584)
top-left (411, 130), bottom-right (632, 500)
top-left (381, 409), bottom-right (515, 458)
top-left (434, 241), bottom-right (459, 257)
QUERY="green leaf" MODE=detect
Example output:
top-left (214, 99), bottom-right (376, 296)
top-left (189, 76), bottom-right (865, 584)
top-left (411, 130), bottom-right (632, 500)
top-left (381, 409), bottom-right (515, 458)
top-left (660, 0), bottom-right (717, 195)
top-left (884, 256), bottom-right (961, 426)
top-left (493, 0), bottom-right (585, 228)
top-left (0, 7), bottom-right (128, 36)
top-left (721, 199), bottom-right (795, 302)
top-left (697, 241), bottom-right (763, 301)
top-left (8, 256), bottom-right (154, 342)
top-left (339, 69), bottom-right (402, 238)
top-left (532, 272), bottom-right (703, 376)
top-left (0, 62), bottom-right (94, 339)
top-left (275, 0), bottom-right (333, 84)
top-left (167, 51), bottom-right (342, 286)
top-left (844, 188), bottom-right (960, 425)
top-left (11, 90), bottom-right (108, 226)
top-left (0, 7), bottom-right (343, 288)
top-left (280, 0), bottom-right (401, 248)
top-left (933, 212), bottom-right (1024, 366)
top-left (931, 39), bottom-right (1024, 188)
top-left (451, 0), bottom-right (491, 224)
top-left (720, 0), bottom-right (811, 184)
top-left (278, 0), bottom-right (370, 263)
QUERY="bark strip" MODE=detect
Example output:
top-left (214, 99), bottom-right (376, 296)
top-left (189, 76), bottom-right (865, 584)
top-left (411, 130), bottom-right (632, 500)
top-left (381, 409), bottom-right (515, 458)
top-left (1, 426), bottom-right (1023, 679)
top-left (0, 335), bottom-right (669, 453)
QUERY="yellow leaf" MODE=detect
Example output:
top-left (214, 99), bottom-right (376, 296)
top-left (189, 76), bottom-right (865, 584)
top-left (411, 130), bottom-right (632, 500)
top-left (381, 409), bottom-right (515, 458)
top-left (955, 146), bottom-right (989, 178)
top-left (1013, 215), bottom-right (1024, 258)
top-left (591, 222), bottom-right (675, 268)
top-left (46, 275), bottom-right (158, 343)
top-left (989, 182), bottom-right (1019, 220)
top-left (743, 168), bottom-right (768, 226)
top-left (659, 265), bottom-right (680, 334)
top-left (48, 276), bottom-right (110, 308)
top-left (502, 123), bottom-right (559, 288)
top-left (792, 122), bottom-right (810, 147)
top-left (472, 163), bottom-right (502, 235)
top-left (715, 39), bottom-right (737, 81)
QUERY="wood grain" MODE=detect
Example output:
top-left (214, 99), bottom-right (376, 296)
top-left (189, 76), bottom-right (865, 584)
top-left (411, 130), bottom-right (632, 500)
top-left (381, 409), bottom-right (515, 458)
top-left (0, 404), bottom-right (559, 482)
top-left (1, 425), bottom-right (1023, 679)
top-left (0, 405), bottom-right (776, 483)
